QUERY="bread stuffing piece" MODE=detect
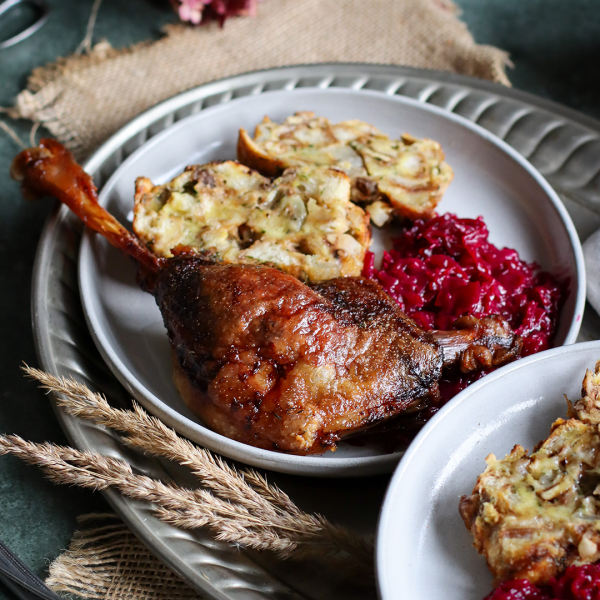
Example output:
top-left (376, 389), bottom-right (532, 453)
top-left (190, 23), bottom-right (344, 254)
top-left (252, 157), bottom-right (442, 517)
top-left (237, 111), bottom-right (453, 224)
top-left (133, 161), bottom-right (370, 283)
top-left (459, 361), bottom-right (600, 586)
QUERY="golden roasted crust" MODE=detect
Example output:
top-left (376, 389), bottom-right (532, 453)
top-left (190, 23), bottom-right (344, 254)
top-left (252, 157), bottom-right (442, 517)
top-left (569, 360), bottom-right (600, 424)
top-left (460, 361), bottom-right (600, 586)
top-left (133, 160), bottom-right (370, 283)
top-left (352, 133), bottom-right (454, 221)
top-left (237, 112), bottom-right (454, 224)
top-left (160, 261), bottom-right (443, 453)
top-left (237, 127), bottom-right (287, 177)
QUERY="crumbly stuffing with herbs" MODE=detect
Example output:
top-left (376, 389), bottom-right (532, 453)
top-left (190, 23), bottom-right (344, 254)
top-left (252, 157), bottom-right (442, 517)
top-left (238, 111), bottom-right (453, 225)
top-left (460, 362), bottom-right (600, 586)
top-left (133, 161), bottom-right (370, 283)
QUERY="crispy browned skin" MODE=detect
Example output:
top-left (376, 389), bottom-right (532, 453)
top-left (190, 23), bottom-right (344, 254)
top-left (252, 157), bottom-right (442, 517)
top-left (155, 259), bottom-right (443, 451)
top-left (12, 140), bottom-right (523, 453)
top-left (151, 256), bottom-right (521, 452)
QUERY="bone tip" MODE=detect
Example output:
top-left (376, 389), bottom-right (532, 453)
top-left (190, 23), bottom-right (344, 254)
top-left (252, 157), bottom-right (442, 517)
top-left (10, 145), bottom-right (52, 182)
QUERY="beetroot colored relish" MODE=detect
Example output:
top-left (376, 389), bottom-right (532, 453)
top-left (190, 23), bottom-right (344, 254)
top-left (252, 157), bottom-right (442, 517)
top-left (363, 213), bottom-right (563, 356)
top-left (484, 579), bottom-right (552, 600)
top-left (485, 565), bottom-right (600, 600)
top-left (362, 213), bottom-right (564, 415)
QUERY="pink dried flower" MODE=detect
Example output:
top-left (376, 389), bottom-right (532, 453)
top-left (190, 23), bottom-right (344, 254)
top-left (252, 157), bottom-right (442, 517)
top-left (173, 0), bottom-right (262, 25)
top-left (178, 0), bottom-right (207, 24)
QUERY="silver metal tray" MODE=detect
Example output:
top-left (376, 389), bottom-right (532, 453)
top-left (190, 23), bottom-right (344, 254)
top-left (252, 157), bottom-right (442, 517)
top-left (32, 64), bottom-right (600, 600)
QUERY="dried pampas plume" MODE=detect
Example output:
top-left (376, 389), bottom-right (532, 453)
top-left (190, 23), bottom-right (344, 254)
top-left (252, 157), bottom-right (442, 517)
top-left (0, 365), bottom-right (373, 575)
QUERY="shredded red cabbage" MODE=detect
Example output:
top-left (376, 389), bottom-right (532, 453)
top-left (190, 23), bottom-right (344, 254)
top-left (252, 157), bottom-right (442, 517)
top-left (484, 579), bottom-right (552, 600)
top-left (363, 213), bottom-right (564, 356)
top-left (485, 565), bottom-right (600, 600)
top-left (363, 213), bottom-right (564, 410)
top-left (551, 565), bottom-right (600, 600)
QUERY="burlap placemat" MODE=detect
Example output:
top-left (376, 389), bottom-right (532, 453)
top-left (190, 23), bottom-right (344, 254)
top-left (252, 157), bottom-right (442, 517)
top-left (47, 515), bottom-right (204, 599)
top-left (8, 0), bottom-right (510, 159)
top-left (5, 2), bottom-right (511, 597)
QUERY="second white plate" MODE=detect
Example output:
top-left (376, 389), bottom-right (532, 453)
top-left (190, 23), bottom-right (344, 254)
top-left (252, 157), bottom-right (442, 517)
top-left (377, 340), bottom-right (600, 600)
top-left (78, 87), bottom-right (585, 476)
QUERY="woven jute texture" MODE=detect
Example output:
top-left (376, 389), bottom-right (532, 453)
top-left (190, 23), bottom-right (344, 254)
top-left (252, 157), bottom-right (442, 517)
top-left (10, 0), bottom-right (510, 159)
top-left (46, 515), bottom-right (203, 599)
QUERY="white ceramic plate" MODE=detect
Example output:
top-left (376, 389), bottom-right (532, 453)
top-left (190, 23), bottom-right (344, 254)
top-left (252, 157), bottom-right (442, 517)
top-left (376, 340), bottom-right (600, 600)
top-left (78, 87), bottom-right (585, 476)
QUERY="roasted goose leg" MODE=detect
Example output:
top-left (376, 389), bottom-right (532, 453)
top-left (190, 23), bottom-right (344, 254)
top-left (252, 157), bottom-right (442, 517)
top-left (12, 140), bottom-right (523, 453)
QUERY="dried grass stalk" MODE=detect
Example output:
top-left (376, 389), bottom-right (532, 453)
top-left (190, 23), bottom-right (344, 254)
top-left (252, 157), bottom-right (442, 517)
top-left (7, 366), bottom-right (373, 574)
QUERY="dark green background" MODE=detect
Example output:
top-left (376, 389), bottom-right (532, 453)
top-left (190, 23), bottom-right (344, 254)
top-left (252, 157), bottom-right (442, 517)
top-left (1, 1), bottom-right (599, 598)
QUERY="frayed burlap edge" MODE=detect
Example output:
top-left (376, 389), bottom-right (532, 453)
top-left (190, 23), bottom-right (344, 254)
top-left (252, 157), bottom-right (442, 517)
top-left (6, 0), bottom-right (511, 160)
top-left (46, 514), bottom-right (204, 600)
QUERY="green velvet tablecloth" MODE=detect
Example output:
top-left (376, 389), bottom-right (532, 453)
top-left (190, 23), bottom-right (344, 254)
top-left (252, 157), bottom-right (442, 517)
top-left (0, 1), bottom-right (599, 598)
